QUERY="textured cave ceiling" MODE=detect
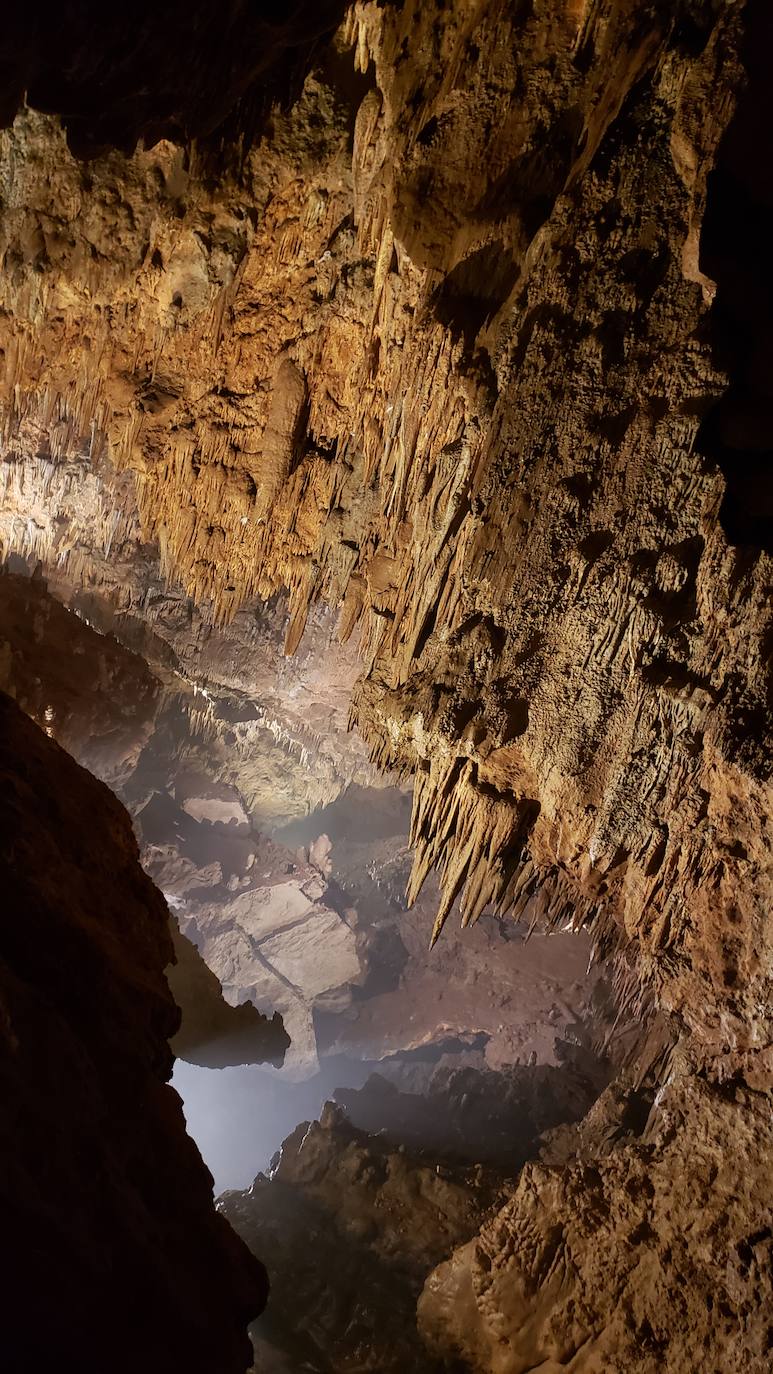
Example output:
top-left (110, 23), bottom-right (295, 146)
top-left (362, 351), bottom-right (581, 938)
top-left (0, 0), bottom-right (348, 154)
top-left (0, 1), bottom-right (771, 1372)
top-left (1, 0), bottom-right (769, 1020)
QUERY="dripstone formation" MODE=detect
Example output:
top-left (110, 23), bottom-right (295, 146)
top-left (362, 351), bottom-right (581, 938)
top-left (0, 1), bottom-right (771, 1371)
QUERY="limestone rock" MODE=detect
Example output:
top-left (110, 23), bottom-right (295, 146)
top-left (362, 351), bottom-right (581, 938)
top-left (221, 1101), bottom-right (505, 1373)
top-left (0, 1), bottom-right (768, 1048)
top-left (418, 1071), bottom-right (773, 1373)
top-left (0, 691), bottom-right (264, 1373)
top-left (189, 880), bottom-right (364, 1077)
top-left (0, 3), bottom-right (771, 1369)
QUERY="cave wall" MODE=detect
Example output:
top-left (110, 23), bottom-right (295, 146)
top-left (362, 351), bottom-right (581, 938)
top-left (419, 1070), bottom-right (773, 1372)
top-left (0, 1), bottom-right (771, 1369)
top-left (0, 0), bottom-right (768, 1049)
top-left (0, 691), bottom-right (265, 1372)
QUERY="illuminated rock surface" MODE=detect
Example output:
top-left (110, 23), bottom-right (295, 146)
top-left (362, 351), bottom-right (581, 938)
top-left (0, 0), bottom-right (771, 1370)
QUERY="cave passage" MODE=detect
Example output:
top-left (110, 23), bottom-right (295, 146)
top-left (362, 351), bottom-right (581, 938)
top-left (2, 1), bottom-right (771, 1369)
top-left (172, 1056), bottom-right (373, 1194)
top-left (169, 773), bottom-right (610, 1196)
top-left (0, 559), bottom-right (611, 1201)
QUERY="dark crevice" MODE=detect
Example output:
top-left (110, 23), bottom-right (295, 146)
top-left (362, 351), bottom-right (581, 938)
top-left (696, 0), bottom-right (773, 552)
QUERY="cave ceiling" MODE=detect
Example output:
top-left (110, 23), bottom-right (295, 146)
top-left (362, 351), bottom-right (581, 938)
top-left (0, 0), bottom-right (769, 1059)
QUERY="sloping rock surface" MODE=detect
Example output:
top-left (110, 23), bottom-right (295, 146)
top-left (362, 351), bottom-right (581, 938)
top-left (419, 1069), bottom-right (773, 1374)
top-left (0, 691), bottom-right (264, 1373)
top-left (222, 1101), bottom-right (505, 1373)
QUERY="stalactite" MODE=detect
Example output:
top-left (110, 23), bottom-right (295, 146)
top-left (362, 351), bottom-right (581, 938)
top-left (0, 2), bottom-right (766, 1055)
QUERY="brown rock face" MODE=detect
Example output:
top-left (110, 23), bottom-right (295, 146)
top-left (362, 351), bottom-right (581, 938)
top-left (418, 1072), bottom-right (773, 1374)
top-left (0, 0), bottom-right (771, 1369)
top-left (0, 692), bottom-right (265, 1373)
top-left (0, 0), bottom-right (768, 1040)
top-left (221, 1101), bottom-right (507, 1372)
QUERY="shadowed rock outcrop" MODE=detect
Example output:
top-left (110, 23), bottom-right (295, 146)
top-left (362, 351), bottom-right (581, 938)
top-left (0, 692), bottom-right (265, 1373)
top-left (168, 921), bottom-right (289, 1069)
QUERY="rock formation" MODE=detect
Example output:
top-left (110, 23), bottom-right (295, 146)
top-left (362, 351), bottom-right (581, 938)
top-left (0, 0), bottom-right (768, 1019)
top-left (167, 919), bottom-right (290, 1071)
top-left (220, 1100), bottom-right (509, 1372)
top-left (0, 0), bottom-right (771, 1369)
top-left (419, 1070), bottom-right (773, 1373)
top-left (1, 563), bottom-right (603, 1083)
top-left (0, 690), bottom-right (265, 1373)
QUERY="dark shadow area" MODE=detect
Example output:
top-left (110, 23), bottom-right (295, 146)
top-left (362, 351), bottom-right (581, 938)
top-left (0, 0), bottom-right (348, 156)
top-left (697, 0), bottom-right (773, 551)
top-left (217, 1040), bottom-right (616, 1373)
top-left (347, 922), bottom-right (411, 999)
top-left (224, 1117), bottom-right (473, 1374)
top-left (0, 691), bottom-right (266, 1374)
top-left (431, 242), bottom-right (520, 347)
top-left (174, 1025), bottom-right (610, 1191)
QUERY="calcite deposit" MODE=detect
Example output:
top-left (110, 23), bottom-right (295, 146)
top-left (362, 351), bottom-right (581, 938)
top-left (419, 1070), bottom-right (773, 1373)
top-left (0, 0), bottom-right (771, 1370)
top-left (0, 0), bottom-right (769, 1024)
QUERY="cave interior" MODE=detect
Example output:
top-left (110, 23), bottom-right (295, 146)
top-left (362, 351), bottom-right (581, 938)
top-left (0, 3), bottom-right (771, 1373)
